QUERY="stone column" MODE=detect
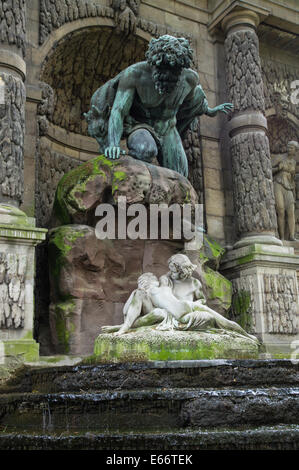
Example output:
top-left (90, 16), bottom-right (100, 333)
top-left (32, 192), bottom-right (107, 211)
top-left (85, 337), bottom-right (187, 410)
top-left (220, 9), bottom-right (299, 354)
top-left (222, 9), bottom-right (279, 249)
top-left (0, 0), bottom-right (26, 207)
top-left (0, 1), bottom-right (47, 363)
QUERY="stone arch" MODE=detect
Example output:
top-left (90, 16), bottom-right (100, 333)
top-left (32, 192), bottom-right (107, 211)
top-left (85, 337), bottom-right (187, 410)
top-left (39, 24), bottom-right (149, 136)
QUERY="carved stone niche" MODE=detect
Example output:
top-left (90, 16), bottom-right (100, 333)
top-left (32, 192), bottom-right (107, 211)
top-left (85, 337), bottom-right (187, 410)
top-left (267, 116), bottom-right (299, 239)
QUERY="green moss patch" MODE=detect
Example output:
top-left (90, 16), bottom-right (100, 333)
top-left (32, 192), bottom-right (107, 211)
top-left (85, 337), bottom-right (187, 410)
top-left (48, 226), bottom-right (87, 296)
top-left (231, 290), bottom-right (253, 331)
top-left (202, 266), bottom-right (232, 311)
top-left (52, 300), bottom-right (76, 354)
top-left (94, 328), bottom-right (259, 362)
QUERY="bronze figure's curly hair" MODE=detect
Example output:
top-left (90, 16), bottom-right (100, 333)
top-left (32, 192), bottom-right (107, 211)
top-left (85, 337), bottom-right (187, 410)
top-left (146, 35), bottom-right (193, 94)
top-left (146, 35), bottom-right (193, 69)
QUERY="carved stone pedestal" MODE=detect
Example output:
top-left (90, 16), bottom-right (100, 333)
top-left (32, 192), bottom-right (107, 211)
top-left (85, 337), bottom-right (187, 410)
top-left (221, 243), bottom-right (299, 355)
top-left (0, 205), bottom-right (47, 363)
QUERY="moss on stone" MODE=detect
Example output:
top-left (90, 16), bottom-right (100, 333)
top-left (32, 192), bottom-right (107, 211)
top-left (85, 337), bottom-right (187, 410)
top-left (53, 155), bottom-right (121, 224)
top-left (2, 340), bottom-right (39, 363)
top-left (94, 328), bottom-right (259, 362)
top-left (231, 290), bottom-right (253, 331)
top-left (201, 234), bottom-right (225, 270)
top-left (48, 226), bottom-right (86, 296)
top-left (53, 300), bottom-right (76, 354)
top-left (202, 266), bottom-right (232, 311)
top-left (112, 170), bottom-right (127, 194)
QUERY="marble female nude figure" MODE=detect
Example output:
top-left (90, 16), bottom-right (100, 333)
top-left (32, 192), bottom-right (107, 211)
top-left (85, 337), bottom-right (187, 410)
top-left (102, 254), bottom-right (258, 343)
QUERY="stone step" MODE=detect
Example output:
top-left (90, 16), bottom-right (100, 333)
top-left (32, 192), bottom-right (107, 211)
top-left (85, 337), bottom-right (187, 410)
top-left (0, 425), bottom-right (298, 450)
top-left (0, 387), bottom-right (299, 433)
top-left (2, 359), bottom-right (299, 394)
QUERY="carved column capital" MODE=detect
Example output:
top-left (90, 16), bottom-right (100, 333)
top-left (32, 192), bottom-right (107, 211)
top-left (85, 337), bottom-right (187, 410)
top-left (221, 9), bottom-right (260, 35)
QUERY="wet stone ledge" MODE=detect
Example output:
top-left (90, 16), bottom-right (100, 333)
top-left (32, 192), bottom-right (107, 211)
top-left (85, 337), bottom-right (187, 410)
top-left (1, 359), bottom-right (299, 394)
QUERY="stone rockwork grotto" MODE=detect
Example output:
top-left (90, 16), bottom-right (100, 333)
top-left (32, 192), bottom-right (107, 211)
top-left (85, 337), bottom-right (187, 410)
top-left (48, 154), bottom-right (231, 355)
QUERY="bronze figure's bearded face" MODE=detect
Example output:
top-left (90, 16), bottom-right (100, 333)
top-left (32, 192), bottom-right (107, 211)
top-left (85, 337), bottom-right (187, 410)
top-left (146, 35), bottom-right (193, 95)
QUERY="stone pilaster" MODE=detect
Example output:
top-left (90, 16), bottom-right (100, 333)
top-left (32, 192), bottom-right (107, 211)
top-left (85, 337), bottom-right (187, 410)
top-left (0, 2), bottom-right (48, 362)
top-left (0, 206), bottom-right (47, 363)
top-left (0, 0), bottom-right (26, 207)
top-left (222, 10), bottom-right (279, 248)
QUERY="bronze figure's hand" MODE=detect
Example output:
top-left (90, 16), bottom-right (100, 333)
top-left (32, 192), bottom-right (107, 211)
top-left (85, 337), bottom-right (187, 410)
top-left (104, 146), bottom-right (125, 160)
top-left (217, 103), bottom-right (234, 114)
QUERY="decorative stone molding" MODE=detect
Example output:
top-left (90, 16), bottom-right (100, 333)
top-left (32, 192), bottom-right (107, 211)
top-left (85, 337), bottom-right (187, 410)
top-left (221, 243), bottom-right (299, 352)
top-left (261, 58), bottom-right (299, 122)
top-left (183, 122), bottom-right (204, 204)
top-left (39, 0), bottom-right (114, 44)
top-left (39, 0), bottom-right (192, 45)
top-left (110, 0), bottom-right (140, 34)
top-left (263, 273), bottom-right (298, 335)
top-left (0, 251), bottom-right (27, 329)
top-left (37, 82), bottom-right (55, 137)
top-left (0, 205), bottom-right (47, 362)
top-left (0, 49), bottom-right (26, 81)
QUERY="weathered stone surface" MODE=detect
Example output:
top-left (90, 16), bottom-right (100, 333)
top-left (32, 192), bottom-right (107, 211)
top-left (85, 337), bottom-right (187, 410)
top-left (0, 252), bottom-right (26, 329)
top-left (52, 154), bottom-right (198, 226)
top-left (223, 19), bottom-right (279, 240)
top-left (183, 122), bottom-right (203, 203)
top-left (267, 117), bottom-right (298, 155)
top-left (48, 225), bottom-right (185, 354)
top-left (263, 273), bottom-right (298, 335)
top-left (36, 139), bottom-right (80, 229)
top-left (0, 0), bottom-right (26, 57)
top-left (37, 82), bottom-right (54, 137)
top-left (261, 58), bottom-right (299, 122)
top-left (39, 0), bottom-right (190, 46)
top-left (0, 72), bottom-right (25, 205)
top-left (39, 0), bottom-right (114, 44)
top-left (94, 328), bottom-right (259, 361)
top-left (225, 29), bottom-right (265, 115)
top-left (111, 0), bottom-right (141, 34)
top-left (3, 360), bottom-right (299, 394)
top-left (230, 132), bottom-right (277, 236)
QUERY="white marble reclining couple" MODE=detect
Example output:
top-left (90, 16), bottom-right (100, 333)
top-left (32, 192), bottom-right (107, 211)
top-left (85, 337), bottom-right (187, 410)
top-left (102, 254), bottom-right (258, 343)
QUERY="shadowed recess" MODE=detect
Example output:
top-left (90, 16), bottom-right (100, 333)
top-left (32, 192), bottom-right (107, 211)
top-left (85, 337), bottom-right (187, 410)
top-left (40, 26), bottom-right (148, 135)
